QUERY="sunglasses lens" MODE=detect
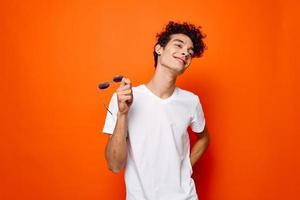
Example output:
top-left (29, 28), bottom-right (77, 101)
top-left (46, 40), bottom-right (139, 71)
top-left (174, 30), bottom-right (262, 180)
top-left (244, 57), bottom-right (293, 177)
top-left (98, 82), bottom-right (110, 89)
top-left (113, 75), bottom-right (123, 83)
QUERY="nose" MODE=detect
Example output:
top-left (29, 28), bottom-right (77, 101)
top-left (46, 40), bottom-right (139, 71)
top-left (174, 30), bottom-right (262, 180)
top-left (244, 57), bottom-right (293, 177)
top-left (181, 51), bottom-right (189, 58)
top-left (180, 48), bottom-right (189, 57)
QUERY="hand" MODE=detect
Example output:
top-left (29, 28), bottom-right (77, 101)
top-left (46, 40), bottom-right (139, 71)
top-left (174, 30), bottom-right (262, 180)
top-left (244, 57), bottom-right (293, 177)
top-left (116, 77), bottom-right (133, 115)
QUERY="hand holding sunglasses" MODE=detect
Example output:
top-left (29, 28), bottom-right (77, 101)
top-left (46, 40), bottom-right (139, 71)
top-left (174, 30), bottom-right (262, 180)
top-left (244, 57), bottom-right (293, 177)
top-left (116, 77), bottom-right (133, 115)
top-left (98, 75), bottom-right (133, 117)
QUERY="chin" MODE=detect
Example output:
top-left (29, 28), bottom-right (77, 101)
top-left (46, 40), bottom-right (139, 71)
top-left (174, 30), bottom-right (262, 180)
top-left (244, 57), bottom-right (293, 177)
top-left (173, 64), bottom-right (187, 74)
top-left (171, 66), bottom-right (185, 76)
top-left (161, 62), bottom-right (186, 74)
top-left (177, 68), bottom-right (187, 75)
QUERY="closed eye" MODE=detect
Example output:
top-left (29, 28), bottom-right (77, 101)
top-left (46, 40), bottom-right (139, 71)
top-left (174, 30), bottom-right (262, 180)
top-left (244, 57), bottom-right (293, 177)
top-left (174, 43), bottom-right (194, 57)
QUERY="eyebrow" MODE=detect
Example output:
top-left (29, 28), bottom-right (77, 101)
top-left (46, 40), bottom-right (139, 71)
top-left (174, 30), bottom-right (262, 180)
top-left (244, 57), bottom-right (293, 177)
top-left (172, 39), bottom-right (194, 51)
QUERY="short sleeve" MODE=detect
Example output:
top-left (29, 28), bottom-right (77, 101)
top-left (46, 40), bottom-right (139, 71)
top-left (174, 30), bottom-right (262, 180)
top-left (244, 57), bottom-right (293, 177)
top-left (190, 96), bottom-right (206, 133)
top-left (102, 92), bottom-right (118, 135)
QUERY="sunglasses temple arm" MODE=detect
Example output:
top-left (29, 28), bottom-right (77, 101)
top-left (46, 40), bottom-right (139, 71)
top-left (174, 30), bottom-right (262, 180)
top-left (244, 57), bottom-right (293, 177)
top-left (98, 92), bottom-right (117, 122)
top-left (102, 100), bottom-right (113, 116)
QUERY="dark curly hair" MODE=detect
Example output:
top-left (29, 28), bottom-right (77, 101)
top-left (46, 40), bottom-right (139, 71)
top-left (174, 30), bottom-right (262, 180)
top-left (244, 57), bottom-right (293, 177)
top-left (153, 21), bottom-right (207, 67)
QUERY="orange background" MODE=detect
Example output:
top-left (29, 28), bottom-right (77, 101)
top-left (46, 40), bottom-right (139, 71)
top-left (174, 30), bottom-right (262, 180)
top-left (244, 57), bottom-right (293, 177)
top-left (1, 0), bottom-right (299, 199)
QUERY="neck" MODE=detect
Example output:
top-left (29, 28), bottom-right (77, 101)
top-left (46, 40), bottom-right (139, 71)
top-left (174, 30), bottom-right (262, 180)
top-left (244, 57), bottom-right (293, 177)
top-left (145, 65), bottom-right (177, 99)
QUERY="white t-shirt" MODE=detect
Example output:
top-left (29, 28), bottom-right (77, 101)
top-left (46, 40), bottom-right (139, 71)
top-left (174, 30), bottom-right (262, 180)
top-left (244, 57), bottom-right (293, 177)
top-left (102, 84), bottom-right (206, 200)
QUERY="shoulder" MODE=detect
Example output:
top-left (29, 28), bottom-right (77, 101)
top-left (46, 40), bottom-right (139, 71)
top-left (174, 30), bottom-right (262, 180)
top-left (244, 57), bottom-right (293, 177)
top-left (132, 84), bottom-right (144, 91)
top-left (132, 84), bottom-right (146, 94)
top-left (130, 84), bottom-right (149, 100)
top-left (176, 87), bottom-right (200, 104)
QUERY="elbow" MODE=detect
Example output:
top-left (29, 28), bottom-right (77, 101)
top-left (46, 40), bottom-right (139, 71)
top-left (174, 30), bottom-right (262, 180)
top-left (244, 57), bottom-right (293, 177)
top-left (203, 127), bottom-right (210, 145)
top-left (205, 138), bottom-right (210, 148)
top-left (108, 163), bottom-right (122, 173)
top-left (109, 167), bottom-right (122, 174)
top-left (201, 134), bottom-right (210, 148)
top-left (107, 162), bottom-right (125, 174)
top-left (205, 134), bottom-right (210, 146)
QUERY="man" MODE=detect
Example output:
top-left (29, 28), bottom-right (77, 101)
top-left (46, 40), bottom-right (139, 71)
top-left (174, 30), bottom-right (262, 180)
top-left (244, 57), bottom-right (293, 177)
top-left (102, 21), bottom-right (209, 200)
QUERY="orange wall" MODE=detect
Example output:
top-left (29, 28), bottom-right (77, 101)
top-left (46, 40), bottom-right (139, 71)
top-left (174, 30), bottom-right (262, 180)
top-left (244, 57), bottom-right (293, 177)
top-left (1, 0), bottom-right (299, 199)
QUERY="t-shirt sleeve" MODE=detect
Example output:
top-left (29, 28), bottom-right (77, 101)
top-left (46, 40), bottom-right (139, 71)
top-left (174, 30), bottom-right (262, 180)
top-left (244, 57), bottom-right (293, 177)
top-left (190, 95), bottom-right (206, 133)
top-left (102, 92), bottom-right (118, 135)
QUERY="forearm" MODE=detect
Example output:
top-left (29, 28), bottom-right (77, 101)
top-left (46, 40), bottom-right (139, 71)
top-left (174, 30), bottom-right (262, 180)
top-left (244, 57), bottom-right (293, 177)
top-left (105, 112), bottom-right (128, 173)
top-left (190, 134), bottom-right (209, 167)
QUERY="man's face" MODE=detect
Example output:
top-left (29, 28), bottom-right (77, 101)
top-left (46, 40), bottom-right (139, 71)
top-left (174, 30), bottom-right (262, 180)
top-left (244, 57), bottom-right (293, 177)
top-left (156, 33), bottom-right (194, 74)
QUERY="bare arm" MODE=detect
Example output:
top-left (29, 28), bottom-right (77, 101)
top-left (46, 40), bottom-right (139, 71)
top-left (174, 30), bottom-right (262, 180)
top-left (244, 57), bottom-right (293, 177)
top-left (104, 78), bottom-right (133, 173)
top-left (105, 112), bottom-right (128, 173)
top-left (190, 126), bottom-right (210, 167)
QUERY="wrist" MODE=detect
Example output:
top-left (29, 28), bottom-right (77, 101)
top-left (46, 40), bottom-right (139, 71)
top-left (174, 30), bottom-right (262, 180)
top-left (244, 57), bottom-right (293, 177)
top-left (117, 111), bottom-right (128, 118)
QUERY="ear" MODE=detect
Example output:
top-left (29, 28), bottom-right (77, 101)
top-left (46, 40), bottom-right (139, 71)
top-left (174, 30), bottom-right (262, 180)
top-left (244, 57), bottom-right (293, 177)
top-left (155, 44), bottom-right (163, 55)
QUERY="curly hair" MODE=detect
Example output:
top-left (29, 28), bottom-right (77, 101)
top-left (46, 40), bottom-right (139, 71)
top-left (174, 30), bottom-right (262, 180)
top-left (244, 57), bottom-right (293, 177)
top-left (153, 21), bottom-right (207, 67)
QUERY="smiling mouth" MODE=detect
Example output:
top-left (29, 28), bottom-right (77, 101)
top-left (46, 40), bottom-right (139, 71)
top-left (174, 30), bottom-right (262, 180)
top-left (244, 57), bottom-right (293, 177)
top-left (174, 57), bottom-right (186, 65)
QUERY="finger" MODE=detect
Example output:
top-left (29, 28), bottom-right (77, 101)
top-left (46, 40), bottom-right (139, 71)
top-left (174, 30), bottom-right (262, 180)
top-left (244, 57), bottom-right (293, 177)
top-left (119, 95), bottom-right (132, 103)
top-left (120, 79), bottom-right (125, 87)
top-left (117, 91), bottom-right (132, 98)
top-left (126, 95), bottom-right (133, 103)
top-left (123, 78), bottom-right (131, 86)
top-left (117, 94), bottom-right (132, 101)
top-left (119, 89), bottom-right (132, 95)
top-left (120, 84), bottom-right (131, 90)
top-left (116, 84), bottom-right (130, 92)
top-left (118, 77), bottom-right (125, 88)
top-left (120, 77), bottom-right (131, 87)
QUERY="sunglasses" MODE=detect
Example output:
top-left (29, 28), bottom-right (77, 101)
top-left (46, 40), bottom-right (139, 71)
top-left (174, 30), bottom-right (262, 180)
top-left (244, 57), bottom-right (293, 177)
top-left (98, 75), bottom-right (124, 118)
top-left (98, 75), bottom-right (124, 90)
